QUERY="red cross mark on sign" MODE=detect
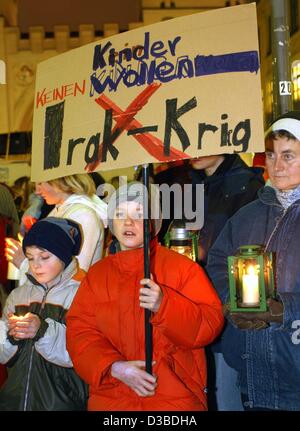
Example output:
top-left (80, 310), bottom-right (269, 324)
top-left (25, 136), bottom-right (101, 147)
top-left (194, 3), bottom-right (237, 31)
top-left (85, 83), bottom-right (190, 172)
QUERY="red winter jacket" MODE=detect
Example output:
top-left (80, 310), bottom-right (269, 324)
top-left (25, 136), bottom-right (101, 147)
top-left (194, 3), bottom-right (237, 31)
top-left (66, 239), bottom-right (223, 411)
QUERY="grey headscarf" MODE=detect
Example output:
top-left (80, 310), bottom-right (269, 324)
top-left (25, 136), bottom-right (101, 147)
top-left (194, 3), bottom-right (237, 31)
top-left (107, 181), bottom-right (162, 237)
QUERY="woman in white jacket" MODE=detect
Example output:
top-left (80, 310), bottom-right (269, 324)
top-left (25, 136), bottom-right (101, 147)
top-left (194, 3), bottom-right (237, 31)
top-left (6, 174), bottom-right (107, 276)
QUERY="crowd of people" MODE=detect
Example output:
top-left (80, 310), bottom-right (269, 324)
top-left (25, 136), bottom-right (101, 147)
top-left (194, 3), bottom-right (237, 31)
top-left (0, 110), bottom-right (300, 411)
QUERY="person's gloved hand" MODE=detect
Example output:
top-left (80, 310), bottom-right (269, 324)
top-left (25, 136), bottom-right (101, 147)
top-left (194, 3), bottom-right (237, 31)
top-left (111, 360), bottom-right (157, 397)
top-left (230, 314), bottom-right (269, 330)
top-left (223, 298), bottom-right (284, 330)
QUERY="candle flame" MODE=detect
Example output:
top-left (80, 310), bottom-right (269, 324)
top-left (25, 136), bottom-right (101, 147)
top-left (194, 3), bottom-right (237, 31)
top-left (5, 238), bottom-right (15, 247)
top-left (170, 245), bottom-right (193, 259)
top-left (246, 265), bottom-right (256, 276)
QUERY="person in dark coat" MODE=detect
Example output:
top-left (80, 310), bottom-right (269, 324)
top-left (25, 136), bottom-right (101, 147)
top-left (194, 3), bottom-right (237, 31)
top-left (206, 111), bottom-right (300, 411)
top-left (189, 154), bottom-right (265, 265)
top-left (155, 154), bottom-right (264, 410)
top-left (190, 154), bottom-right (265, 410)
top-left (154, 155), bottom-right (264, 262)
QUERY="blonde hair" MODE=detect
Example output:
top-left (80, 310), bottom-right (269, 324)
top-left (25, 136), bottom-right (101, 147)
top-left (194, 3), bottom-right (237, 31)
top-left (12, 176), bottom-right (35, 212)
top-left (48, 174), bottom-right (96, 197)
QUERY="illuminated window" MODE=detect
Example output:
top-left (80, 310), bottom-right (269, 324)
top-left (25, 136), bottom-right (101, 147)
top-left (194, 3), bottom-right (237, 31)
top-left (266, 80), bottom-right (273, 112)
top-left (292, 60), bottom-right (300, 104)
top-left (265, 80), bottom-right (273, 126)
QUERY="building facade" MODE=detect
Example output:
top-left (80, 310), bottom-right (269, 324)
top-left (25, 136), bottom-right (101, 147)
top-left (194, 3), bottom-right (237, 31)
top-left (0, 0), bottom-right (299, 159)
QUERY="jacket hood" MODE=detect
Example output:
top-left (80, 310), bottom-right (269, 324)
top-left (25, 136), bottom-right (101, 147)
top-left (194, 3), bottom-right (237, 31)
top-left (64, 194), bottom-right (108, 227)
top-left (257, 185), bottom-right (279, 206)
top-left (258, 184), bottom-right (300, 207)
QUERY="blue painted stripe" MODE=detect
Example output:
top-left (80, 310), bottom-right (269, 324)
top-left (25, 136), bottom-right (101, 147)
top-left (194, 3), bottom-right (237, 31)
top-left (194, 51), bottom-right (259, 76)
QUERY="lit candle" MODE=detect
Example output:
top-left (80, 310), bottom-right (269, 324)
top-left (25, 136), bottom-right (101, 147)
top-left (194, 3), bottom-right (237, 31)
top-left (5, 238), bottom-right (21, 280)
top-left (170, 245), bottom-right (193, 260)
top-left (7, 262), bottom-right (20, 280)
top-left (242, 265), bottom-right (259, 305)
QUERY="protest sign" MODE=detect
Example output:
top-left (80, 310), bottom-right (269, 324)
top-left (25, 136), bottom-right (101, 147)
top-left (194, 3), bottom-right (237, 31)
top-left (32, 3), bottom-right (264, 182)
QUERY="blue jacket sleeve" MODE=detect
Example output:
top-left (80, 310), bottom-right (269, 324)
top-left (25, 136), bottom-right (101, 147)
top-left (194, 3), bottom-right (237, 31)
top-left (206, 219), bottom-right (235, 304)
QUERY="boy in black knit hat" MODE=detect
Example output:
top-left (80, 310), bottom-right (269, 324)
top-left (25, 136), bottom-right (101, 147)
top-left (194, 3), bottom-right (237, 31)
top-left (0, 217), bottom-right (88, 411)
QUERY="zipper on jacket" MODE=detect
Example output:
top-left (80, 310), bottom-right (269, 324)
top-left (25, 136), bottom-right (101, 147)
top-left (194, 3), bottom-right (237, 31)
top-left (22, 287), bottom-right (49, 411)
top-left (264, 203), bottom-right (298, 252)
top-left (22, 343), bottom-right (35, 411)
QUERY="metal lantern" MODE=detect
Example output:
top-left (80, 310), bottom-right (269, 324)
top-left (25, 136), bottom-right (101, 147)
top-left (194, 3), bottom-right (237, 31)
top-left (228, 245), bottom-right (275, 312)
top-left (164, 220), bottom-right (199, 262)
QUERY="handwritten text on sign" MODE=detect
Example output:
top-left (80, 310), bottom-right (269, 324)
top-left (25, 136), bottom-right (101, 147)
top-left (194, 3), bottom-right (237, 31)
top-left (32, 4), bottom-right (264, 182)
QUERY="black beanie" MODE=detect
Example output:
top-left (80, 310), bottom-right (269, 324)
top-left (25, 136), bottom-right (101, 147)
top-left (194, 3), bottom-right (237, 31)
top-left (22, 217), bottom-right (82, 268)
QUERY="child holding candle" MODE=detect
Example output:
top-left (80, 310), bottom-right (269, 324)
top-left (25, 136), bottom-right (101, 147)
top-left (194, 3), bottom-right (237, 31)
top-left (0, 217), bottom-right (88, 411)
